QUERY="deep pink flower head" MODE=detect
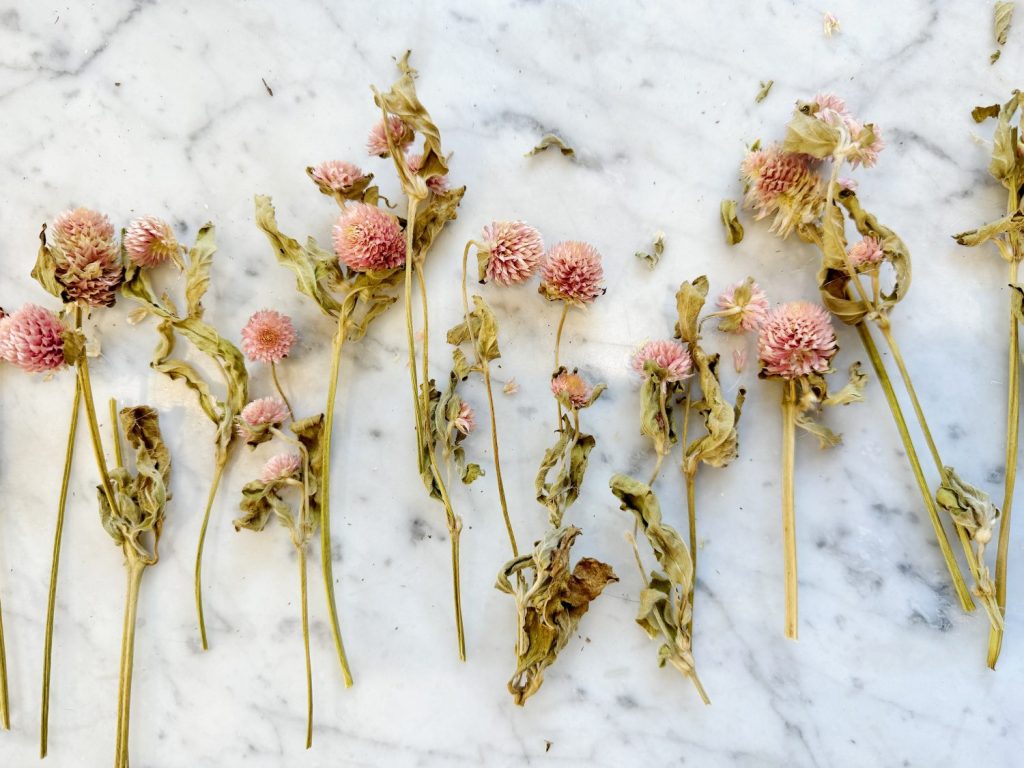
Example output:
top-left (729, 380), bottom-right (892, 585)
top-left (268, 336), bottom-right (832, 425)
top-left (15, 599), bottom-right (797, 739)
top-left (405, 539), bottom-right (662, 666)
top-left (717, 280), bottom-right (770, 332)
top-left (551, 370), bottom-right (592, 409)
top-left (741, 145), bottom-right (823, 238)
top-left (480, 221), bottom-right (545, 286)
top-left (848, 236), bottom-right (884, 269)
top-left (332, 203), bottom-right (406, 272)
top-left (261, 453), bottom-right (301, 484)
top-left (311, 160), bottom-right (366, 192)
top-left (758, 301), bottom-right (837, 379)
top-left (241, 310), bottom-right (296, 364)
top-left (631, 340), bottom-right (693, 383)
top-left (540, 241), bottom-right (604, 304)
top-left (124, 216), bottom-right (179, 268)
top-left (51, 208), bottom-right (122, 307)
top-left (1, 304), bottom-right (67, 373)
top-left (241, 397), bottom-right (290, 427)
top-left (366, 116), bottom-right (413, 157)
top-left (453, 401), bottom-right (475, 436)
top-left (406, 153), bottom-right (448, 193)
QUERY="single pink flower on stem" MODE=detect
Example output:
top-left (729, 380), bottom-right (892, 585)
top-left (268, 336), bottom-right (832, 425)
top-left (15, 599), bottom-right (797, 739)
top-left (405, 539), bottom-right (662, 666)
top-left (551, 370), bottom-right (593, 409)
top-left (332, 203), bottom-right (406, 272)
top-left (480, 221), bottom-right (545, 286)
top-left (124, 216), bottom-right (179, 268)
top-left (717, 280), bottom-right (770, 332)
top-left (51, 207), bottom-right (123, 307)
top-left (453, 401), bottom-right (476, 436)
top-left (848, 236), bottom-right (884, 269)
top-left (540, 241), bottom-right (604, 304)
top-left (2, 304), bottom-right (68, 373)
top-left (241, 397), bottom-right (290, 428)
top-left (366, 116), bottom-right (413, 157)
top-left (631, 340), bottom-right (693, 383)
top-left (310, 160), bottom-right (366, 192)
top-left (241, 310), bottom-right (296, 364)
top-left (758, 301), bottom-right (838, 379)
top-left (406, 153), bottom-right (448, 193)
top-left (741, 146), bottom-right (824, 238)
top-left (261, 453), bottom-right (302, 484)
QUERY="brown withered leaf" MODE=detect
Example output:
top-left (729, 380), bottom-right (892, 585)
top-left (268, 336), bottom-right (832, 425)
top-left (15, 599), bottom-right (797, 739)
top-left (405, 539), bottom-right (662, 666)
top-left (536, 414), bottom-right (596, 528)
top-left (720, 200), bottom-right (744, 245)
top-left (972, 103), bottom-right (1002, 123)
top-left (783, 111), bottom-right (841, 159)
top-left (525, 134), bottom-right (576, 159)
top-left (675, 277), bottom-right (709, 344)
top-left (684, 347), bottom-right (744, 474)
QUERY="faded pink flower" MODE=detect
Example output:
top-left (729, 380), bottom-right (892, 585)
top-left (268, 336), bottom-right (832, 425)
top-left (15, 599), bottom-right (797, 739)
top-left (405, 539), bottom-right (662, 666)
top-left (847, 119), bottom-right (885, 168)
top-left (717, 280), bottom-right (770, 332)
top-left (741, 145), bottom-right (824, 238)
top-left (311, 160), bottom-right (366, 191)
top-left (406, 153), bottom-right (448, 193)
top-left (480, 221), bottom-right (545, 286)
top-left (848, 236), bottom-right (884, 269)
top-left (367, 116), bottom-right (413, 157)
top-left (812, 92), bottom-right (850, 126)
top-left (261, 453), bottom-right (301, 484)
top-left (241, 309), bottom-right (296, 363)
top-left (631, 340), bottom-right (693, 383)
top-left (551, 370), bottom-right (592, 409)
top-left (51, 208), bottom-right (123, 307)
top-left (453, 401), bottom-right (476, 436)
top-left (540, 241), bottom-right (604, 304)
top-left (241, 397), bottom-right (290, 428)
top-left (124, 216), bottom-right (179, 268)
top-left (1, 304), bottom-right (67, 373)
top-left (758, 301), bottom-right (838, 379)
top-left (332, 203), bottom-right (406, 272)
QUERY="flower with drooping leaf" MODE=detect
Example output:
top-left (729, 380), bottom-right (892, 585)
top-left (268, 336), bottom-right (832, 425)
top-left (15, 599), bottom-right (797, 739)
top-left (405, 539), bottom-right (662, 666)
top-left (124, 217), bottom-right (180, 268)
top-left (479, 221), bottom-right (545, 286)
top-left (366, 115), bottom-right (413, 157)
top-left (848, 236), bottom-right (884, 270)
top-left (550, 369), bottom-right (595, 410)
top-left (407, 152), bottom-right (449, 193)
top-left (452, 402), bottom-right (475, 436)
top-left (239, 396), bottom-right (290, 446)
top-left (740, 145), bottom-right (824, 238)
top-left (310, 160), bottom-right (367, 192)
top-left (631, 339), bottom-right (693, 383)
top-left (261, 453), bottom-right (302, 483)
top-left (715, 279), bottom-right (769, 333)
top-left (332, 203), bottom-right (406, 272)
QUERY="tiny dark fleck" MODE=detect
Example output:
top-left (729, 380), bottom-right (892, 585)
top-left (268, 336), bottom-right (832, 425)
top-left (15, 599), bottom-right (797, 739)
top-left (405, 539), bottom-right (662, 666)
top-left (262, 77), bottom-right (273, 96)
top-left (545, 740), bottom-right (552, 753)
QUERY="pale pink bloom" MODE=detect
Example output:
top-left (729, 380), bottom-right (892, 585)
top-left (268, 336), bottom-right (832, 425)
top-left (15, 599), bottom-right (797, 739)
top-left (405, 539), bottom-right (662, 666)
top-left (241, 309), bottom-right (296, 364)
top-left (741, 145), bottom-right (824, 238)
top-left (480, 221), bottom-right (545, 286)
top-left (406, 153), bottom-right (448, 193)
top-left (733, 348), bottom-right (748, 373)
top-left (51, 208), bottom-right (122, 307)
top-left (1, 304), bottom-right (67, 373)
top-left (848, 236), bottom-right (884, 269)
top-left (809, 95), bottom-right (884, 168)
top-left (838, 177), bottom-right (858, 193)
top-left (716, 280), bottom-right (770, 332)
top-left (366, 115), bottom-right (413, 157)
top-left (813, 92), bottom-right (849, 125)
top-left (332, 203), bottom-right (406, 272)
top-left (540, 241), bottom-right (604, 304)
top-left (311, 160), bottom-right (366, 191)
top-left (631, 340), bottom-right (693, 383)
top-left (758, 302), bottom-right (838, 379)
top-left (503, 377), bottom-right (519, 395)
top-left (551, 370), bottom-right (592, 409)
top-left (241, 397), bottom-right (290, 427)
top-left (124, 216), bottom-right (179, 268)
top-left (261, 453), bottom-right (301, 484)
top-left (453, 401), bottom-right (476, 436)
top-left (847, 119), bottom-right (885, 168)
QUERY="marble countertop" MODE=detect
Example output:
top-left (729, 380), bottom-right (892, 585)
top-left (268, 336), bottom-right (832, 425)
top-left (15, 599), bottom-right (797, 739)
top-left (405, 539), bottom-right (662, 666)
top-left (0, 1), bottom-right (1022, 766)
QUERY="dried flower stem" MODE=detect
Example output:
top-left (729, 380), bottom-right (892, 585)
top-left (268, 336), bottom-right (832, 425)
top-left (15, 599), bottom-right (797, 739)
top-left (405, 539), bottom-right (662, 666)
top-left (194, 450), bottom-right (228, 650)
top-left (271, 362), bottom-right (295, 421)
top-left (679, 382), bottom-right (697, 638)
top-left (781, 379), bottom-right (798, 640)
top-left (113, 554), bottom-right (145, 768)
top-left (554, 303), bottom-right (570, 426)
top-left (298, 544), bottom-right (312, 749)
top-left (39, 378), bottom-right (82, 756)
top-left (0, 594), bottom-right (7, 730)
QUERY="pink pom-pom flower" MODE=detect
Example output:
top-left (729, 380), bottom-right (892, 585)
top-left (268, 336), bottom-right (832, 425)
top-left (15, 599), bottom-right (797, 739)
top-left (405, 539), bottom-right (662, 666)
top-left (453, 401), bottom-right (476, 436)
top-left (480, 221), bottom-right (545, 286)
top-left (808, 94), bottom-right (884, 169)
top-left (758, 302), bottom-right (838, 380)
top-left (631, 340), bottom-right (693, 383)
top-left (310, 160), bottom-right (366, 192)
top-left (540, 241), bottom-right (604, 305)
top-left (261, 453), bottom-right (302, 484)
top-left (716, 280), bottom-right (770, 332)
top-left (51, 207), bottom-right (123, 308)
top-left (406, 153), bottom-right (448, 194)
top-left (741, 146), bottom-right (824, 238)
top-left (848, 236), bottom-right (884, 269)
top-left (1, 304), bottom-right (68, 373)
top-left (366, 116), bottom-right (413, 157)
top-left (124, 216), bottom-right (179, 268)
top-left (550, 370), bottom-right (593, 409)
top-left (332, 203), bottom-right (406, 272)
top-left (241, 310), bottom-right (296, 364)
top-left (241, 397), bottom-right (290, 427)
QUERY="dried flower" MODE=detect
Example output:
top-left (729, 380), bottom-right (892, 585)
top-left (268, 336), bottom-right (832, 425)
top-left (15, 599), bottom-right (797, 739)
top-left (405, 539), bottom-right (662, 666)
top-left (1, 304), bottom-right (67, 373)
top-left (332, 203), bottom-right (406, 272)
top-left (53, 207), bottom-right (114, 242)
top-left (367, 115), bottom-right (413, 157)
top-left (716, 280), bottom-right (770, 332)
top-left (758, 301), bottom-right (838, 379)
top-left (503, 378), bottom-right (519, 395)
top-left (480, 221), bottom-right (545, 286)
top-left (261, 453), bottom-right (302, 484)
top-left (848, 236), bottom-right (885, 269)
top-left (406, 153), bottom-right (448, 193)
top-left (540, 241), bottom-right (604, 304)
top-left (124, 217), bottom-right (179, 268)
top-left (453, 401), bottom-right (476, 436)
top-left (51, 208), bottom-right (123, 307)
top-left (823, 11), bottom-right (840, 37)
top-left (812, 92), bottom-right (850, 126)
top-left (241, 309), bottom-right (296, 364)
top-left (733, 348), bottom-right (748, 373)
top-left (310, 160), bottom-right (367, 192)
top-left (741, 145), bottom-right (824, 238)
top-left (631, 340), bottom-right (693, 383)
top-left (551, 370), bottom-right (593, 409)
top-left (846, 119), bottom-right (885, 168)
top-left (241, 397), bottom-right (290, 428)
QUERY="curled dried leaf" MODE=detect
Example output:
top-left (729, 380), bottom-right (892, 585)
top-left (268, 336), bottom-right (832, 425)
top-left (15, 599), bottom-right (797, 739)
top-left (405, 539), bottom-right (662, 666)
top-left (720, 200), bottom-right (744, 245)
top-left (525, 134), bottom-right (576, 159)
top-left (635, 231), bottom-right (665, 269)
top-left (995, 1), bottom-right (1015, 46)
top-left (783, 111), bottom-right (841, 159)
top-left (755, 80), bottom-right (774, 103)
top-left (675, 277), bottom-right (709, 344)
top-left (536, 415), bottom-right (596, 528)
top-left (684, 347), bottom-right (744, 474)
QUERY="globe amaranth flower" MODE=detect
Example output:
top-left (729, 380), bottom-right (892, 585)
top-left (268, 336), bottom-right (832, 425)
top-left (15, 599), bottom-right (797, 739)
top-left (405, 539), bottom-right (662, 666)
top-left (758, 301), bottom-right (838, 379)
top-left (406, 153), bottom-right (448, 194)
top-left (332, 203), bottom-right (406, 272)
top-left (847, 236), bottom-right (884, 270)
top-left (1, 304), bottom-right (68, 373)
top-left (741, 145), bottom-right (824, 238)
top-left (241, 309), bottom-right (296, 364)
top-left (540, 241), bottom-right (604, 304)
top-left (366, 116), bottom-right (413, 157)
top-left (808, 94), bottom-right (884, 169)
top-left (716, 280), bottom-right (770, 332)
top-left (124, 216), bottom-right (179, 268)
top-left (238, 396), bottom-right (290, 444)
top-left (51, 207), bottom-right (123, 307)
top-left (550, 370), bottom-right (593, 409)
top-left (310, 160), bottom-right (367, 192)
top-left (261, 453), bottom-right (302, 484)
top-left (631, 340), bottom-right (693, 383)
top-left (479, 221), bottom-right (545, 286)
top-left (453, 401), bottom-right (476, 436)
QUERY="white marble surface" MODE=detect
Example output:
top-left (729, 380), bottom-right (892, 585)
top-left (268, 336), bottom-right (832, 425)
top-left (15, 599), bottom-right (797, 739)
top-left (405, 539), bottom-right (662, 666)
top-left (0, 1), bottom-right (1022, 765)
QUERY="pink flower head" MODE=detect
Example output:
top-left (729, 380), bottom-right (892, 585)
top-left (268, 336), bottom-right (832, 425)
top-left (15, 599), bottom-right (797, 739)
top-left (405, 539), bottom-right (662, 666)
top-left (1, 304), bottom-right (67, 373)
top-left (847, 119), bottom-right (885, 169)
top-left (758, 301), bottom-right (838, 379)
top-left (406, 153), bottom-right (448, 194)
top-left (741, 145), bottom-right (824, 238)
top-left (848, 236), bottom-right (884, 269)
top-left (260, 453), bottom-right (301, 484)
top-left (551, 370), bottom-right (593, 409)
top-left (332, 203), bottom-right (405, 272)
top-left (366, 115), bottom-right (413, 157)
top-left (812, 92), bottom-right (850, 126)
top-left (631, 340), bottom-right (693, 383)
top-left (453, 401), bottom-right (475, 436)
top-left (311, 160), bottom-right (366, 192)
top-left (241, 397), bottom-right (290, 427)
top-left (540, 241), bottom-right (604, 304)
top-left (241, 309), bottom-right (296, 364)
top-left (51, 208), bottom-right (123, 307)
top-left (717, 280), bottom-right (770, 332)
top-left (480, 221), bottom-right (545, 286)
top-left (124, 216), bottom-right (179, 268)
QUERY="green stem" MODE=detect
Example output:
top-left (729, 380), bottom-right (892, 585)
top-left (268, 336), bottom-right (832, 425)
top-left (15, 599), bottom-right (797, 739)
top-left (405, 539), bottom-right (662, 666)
top-left (781, 380), bottom-right (798, 641)
top-left (75, 312), bottom-right (119, 522)
top-left (0, 594), bottom-right (8, 731)
top-left (194, 451), bottom-right (228, 651)
top-left (114, 555), bottom-right (146, 768)
top-left (554, 303), bottom-right (569, 427)
top-left (271, 362), bottom-right (295, 421)
top-left (298, 544), bottom-right (312, 750)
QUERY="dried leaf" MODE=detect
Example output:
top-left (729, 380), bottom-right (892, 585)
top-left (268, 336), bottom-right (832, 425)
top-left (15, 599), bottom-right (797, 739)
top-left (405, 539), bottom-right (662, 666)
top-left (823, 362), bottom-right (867, 406)
top-left (952, 211), bottom-right (1024, 249)
top-left (639, 376), bottom-right (675, 458)
top-left (972, 103), bottom-right (1002, 123)
top-left (184, 224), bottom-right (216, 319)
top-left (720, 200), bottom-right (744, 245)
top-left (684, 347), bottom-right (744, 474)
top-left (413, 185), bottom-right (465, 263)
top-left (755, 80), bottom-right (774, 103)
top-left (635, 231), bottom-right (665, 268)
top-left (609, 475), bottom-right (691, 586)
top-left (989, 92), bottom-right (1023, 188)
top-left (31, 224), bottom-right (62, 299)
top-left (995, 1), bottom-right (1015, 46)
top-left (525, 134), bottom-right (575, 158)
top-left (674, 277), bottom-right (709, 344)
top-left (783, 111), bottom-right (841, 159)
top-left (447, 295), bottom-right (501, 364)
top-left (536, 416), bottom-right (596, 527)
